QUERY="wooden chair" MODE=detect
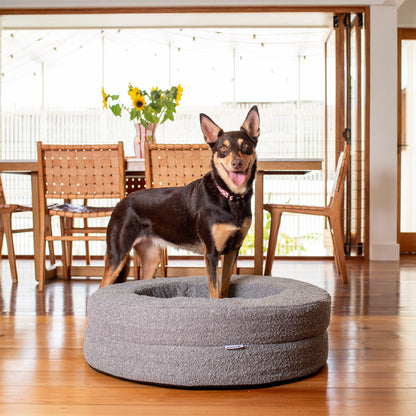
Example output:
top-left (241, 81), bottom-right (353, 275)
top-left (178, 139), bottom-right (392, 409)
top-left (36, 142), bottom-right (125, 291)
top-left (82, 173), bottom-right (146, 278)
top-left (144, 142), bottom-right (211, 276)
top-left (263, 141), bottom-right (351, 283)
top-left (0, 175), bottom-right (34, 282)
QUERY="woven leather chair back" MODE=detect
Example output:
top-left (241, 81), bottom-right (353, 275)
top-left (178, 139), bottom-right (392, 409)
top-left (37, 142), bottom-right (125, 200)
top-left (144, 143), bottom-right (211, 189)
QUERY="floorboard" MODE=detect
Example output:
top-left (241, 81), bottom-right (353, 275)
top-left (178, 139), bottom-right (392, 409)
top-left (1, 257), bottom-right (416, 415)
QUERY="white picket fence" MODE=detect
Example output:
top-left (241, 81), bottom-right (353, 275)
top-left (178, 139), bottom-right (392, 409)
top-left (0, 102), bottom-right (335, 258)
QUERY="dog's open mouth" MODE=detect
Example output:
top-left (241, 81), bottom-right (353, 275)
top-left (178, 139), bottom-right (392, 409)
top-left (221, 164), bottom-right (248, 186)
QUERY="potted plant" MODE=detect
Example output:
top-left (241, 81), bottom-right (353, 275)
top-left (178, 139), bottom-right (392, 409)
top-left (102, 83), bottom-right (183, 157)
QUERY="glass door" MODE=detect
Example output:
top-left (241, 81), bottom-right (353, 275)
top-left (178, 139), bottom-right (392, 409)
top-left (398, 29), bottom-right (416, 252)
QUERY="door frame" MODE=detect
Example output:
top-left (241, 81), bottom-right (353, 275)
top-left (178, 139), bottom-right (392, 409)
top-left (326, 12), bottom-right (368, 258)
top-left (397, 28), bottom-right (416, 252)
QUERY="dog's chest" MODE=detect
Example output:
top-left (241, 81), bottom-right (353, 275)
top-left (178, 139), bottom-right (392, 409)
top-left (210, 217), bottom-right (252, 253)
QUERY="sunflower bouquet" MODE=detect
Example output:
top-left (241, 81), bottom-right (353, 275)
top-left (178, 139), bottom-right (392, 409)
top-left (102, 83), bottom-right (183, 128)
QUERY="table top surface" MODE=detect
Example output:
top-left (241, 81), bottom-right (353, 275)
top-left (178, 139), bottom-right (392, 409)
top-left (0, 157), bottom-right (322, 173)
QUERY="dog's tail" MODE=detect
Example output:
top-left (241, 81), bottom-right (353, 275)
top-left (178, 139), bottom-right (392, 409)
top-left (100, 248), bottom-right (132, 288)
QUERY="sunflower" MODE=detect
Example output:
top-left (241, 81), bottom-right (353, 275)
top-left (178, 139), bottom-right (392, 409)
top-left (175, 84), bottom-right (183, 105)
top-left (128, 84), bottom-right (142, 100)
top-left (132, 93), bottom-right (146, 111)
top-left (101, 87), bottom-right (109, 109)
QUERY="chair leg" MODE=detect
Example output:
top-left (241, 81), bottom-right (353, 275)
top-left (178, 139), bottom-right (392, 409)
top-left (329, 214), bottom-right (348, 283)
top-left (1, 213), bottom-right (18, 283)
top-left (0, 215), bottom-right (4, 256)
top-left (0, 214), bottom-right (4, 276)
top-left (67, 217), bottom-right (74, 272)
top-left (327, 217), bottom-right (341, 274)
top-left (264, 209), bottom-right (283, 276)
top-left (84, 218), bottom-right (91, 265)
top-left (45, 215), bottom-right (56, 265)
top-left (160, 247), bottom-right (167, 277)
top-left (59, 217), bottom-right (69, 280)
top-left (38, 215), bottom-right (47, 292)
top-left (83, 200), bottom-right (91, 265)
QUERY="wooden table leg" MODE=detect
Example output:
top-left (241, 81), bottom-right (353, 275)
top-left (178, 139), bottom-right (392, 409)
top-left (30, 172), bottom-right (40, 282)
top-left (254, 171), bottom-right (264, 275)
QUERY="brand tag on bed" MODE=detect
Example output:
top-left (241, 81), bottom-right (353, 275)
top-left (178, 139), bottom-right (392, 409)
top-left (224, 344), bottom-right (245, 350)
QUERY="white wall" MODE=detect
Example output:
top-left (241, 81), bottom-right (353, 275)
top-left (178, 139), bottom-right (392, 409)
top-left (369, 5), bottom-right (400, 261)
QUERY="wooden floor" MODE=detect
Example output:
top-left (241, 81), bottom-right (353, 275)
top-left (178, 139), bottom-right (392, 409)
top-left (1, 257), bottom-right (416, 415)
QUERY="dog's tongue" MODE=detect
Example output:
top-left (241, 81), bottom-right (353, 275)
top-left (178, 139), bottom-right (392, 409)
top-left (229, 171), bottom-right (246, 186)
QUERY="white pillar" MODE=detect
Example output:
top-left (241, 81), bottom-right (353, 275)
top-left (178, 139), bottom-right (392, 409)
top-left (101, 34), bottom-right (105, 88)
top-left (169, 42), bottom-right (172, 87)
top-left (369, 5), bottom-right (400, 261)
top-left (0, 18), bottom-right (3, 156)
top-left (233, 47), bottom-right (236, 104)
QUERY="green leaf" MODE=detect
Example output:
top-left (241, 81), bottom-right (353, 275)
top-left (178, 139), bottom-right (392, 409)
top-left (130, 108), bottom-right (139, 121)
top-left (110, 104), bottom-right (122, 117)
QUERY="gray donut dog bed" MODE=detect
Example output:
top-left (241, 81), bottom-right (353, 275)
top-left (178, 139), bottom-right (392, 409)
top-left (84, 275), bottom-right (331, 388)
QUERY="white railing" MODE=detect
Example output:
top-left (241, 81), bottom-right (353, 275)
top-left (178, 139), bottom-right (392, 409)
top-left (1, 102), bottom-right (334, 257)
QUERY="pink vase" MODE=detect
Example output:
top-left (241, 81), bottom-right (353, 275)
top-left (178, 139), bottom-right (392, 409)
top-left (133, 122), bottom-right (157, 158)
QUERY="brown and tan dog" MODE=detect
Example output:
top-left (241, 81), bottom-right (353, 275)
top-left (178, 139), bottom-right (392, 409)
top-left (99, 106), bottom-right (260, 298)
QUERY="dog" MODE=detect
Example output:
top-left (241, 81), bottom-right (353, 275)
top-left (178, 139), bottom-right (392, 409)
top-left (99, 105), bottom-right (260, 298)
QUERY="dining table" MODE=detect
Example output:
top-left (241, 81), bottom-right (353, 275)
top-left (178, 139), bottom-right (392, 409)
top-left (0, 156), bottom-right (322, 284)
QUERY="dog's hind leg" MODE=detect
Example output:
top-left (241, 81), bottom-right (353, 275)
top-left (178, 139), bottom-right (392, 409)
top-left (134, 239), bottom-right (162, 279)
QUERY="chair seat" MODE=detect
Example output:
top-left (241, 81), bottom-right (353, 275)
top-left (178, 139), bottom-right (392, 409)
top-left (264, 204), bottom-right (328, 215)
top-left (48, 203), bottom-right (114, 218)
top-left (0, 204), bottom-right (32, 213)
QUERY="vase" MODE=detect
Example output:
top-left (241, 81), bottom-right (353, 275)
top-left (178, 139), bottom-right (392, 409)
top-left (133, 122), bottom-right (157, 158)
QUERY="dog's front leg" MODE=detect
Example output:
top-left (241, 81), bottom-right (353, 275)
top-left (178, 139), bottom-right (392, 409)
top-left (203, 246), bottom-right (222, 298)
top-left (220, 249), bottom-right (239, 298)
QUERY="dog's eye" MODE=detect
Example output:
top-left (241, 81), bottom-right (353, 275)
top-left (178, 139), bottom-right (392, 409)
top-left (220, 145), bottom-right (229, 152)
top-left (241, 143), bottom-right (249, 150)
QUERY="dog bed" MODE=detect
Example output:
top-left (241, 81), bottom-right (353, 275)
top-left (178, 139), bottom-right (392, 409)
top-left (83, 275), bottom-right (331, 388)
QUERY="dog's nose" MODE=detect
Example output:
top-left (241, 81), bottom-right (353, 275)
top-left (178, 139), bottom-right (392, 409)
top-left (231, 158), bottom-right (243, 170)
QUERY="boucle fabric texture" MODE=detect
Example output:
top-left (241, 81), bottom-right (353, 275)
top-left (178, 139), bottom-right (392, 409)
top-left (84, 275), bottom-right (331, 388)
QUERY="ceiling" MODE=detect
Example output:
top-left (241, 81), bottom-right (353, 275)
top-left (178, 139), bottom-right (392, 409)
top-left (1, 12), bottom-right (334, 30)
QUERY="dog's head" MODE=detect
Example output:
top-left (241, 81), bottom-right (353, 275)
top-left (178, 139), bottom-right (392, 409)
top-left (200, 105), bottom-right (260, 196)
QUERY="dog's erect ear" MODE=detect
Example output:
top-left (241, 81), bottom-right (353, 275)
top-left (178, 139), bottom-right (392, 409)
top-left (241, 105), bottom-right (260, 142)
top-left (200, 113), bottom-right (223, 145)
